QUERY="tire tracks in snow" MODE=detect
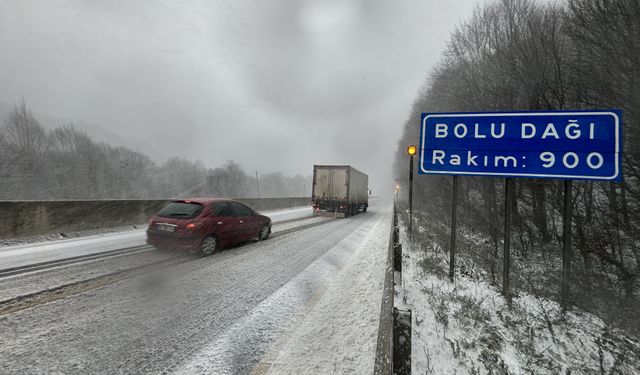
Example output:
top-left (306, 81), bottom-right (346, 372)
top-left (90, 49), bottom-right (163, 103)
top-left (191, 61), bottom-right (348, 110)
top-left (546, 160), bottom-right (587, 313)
top-left (0, 217), bottom-right (335, 316)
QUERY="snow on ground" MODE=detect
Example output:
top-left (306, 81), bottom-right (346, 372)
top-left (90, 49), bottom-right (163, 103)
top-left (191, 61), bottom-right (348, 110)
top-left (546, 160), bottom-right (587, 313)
top-left (396, 219), bottom-right (640, 374)
top-left (174, 213), bottom-right (376, 375)
top-left (0, 224), bottom-right (147, 248)
top-left (0, 206), bottom-right (312, 270)
top-left (253, 204), bottom-right (392, 375)
top-left (0, 230), bottom-right (149, 270)
top-left (261, 206), bottom-right (312, 222)
top-left (0, 210), bottom-right (380, 374)
top-left (270, 216), bottom-right (328, 233)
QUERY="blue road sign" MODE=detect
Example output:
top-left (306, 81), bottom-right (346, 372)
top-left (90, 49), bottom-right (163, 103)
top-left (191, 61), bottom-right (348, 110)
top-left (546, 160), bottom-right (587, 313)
top-left (419, 110), bottom-right (622, 181)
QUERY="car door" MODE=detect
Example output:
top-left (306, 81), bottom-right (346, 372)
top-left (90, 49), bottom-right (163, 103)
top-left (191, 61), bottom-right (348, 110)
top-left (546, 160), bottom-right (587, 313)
top-left (211, 202), bottom-right (239, 244)
top-left (229, 202), bottom-right (255, 241)
top-left (237, 202), bottom-right (262, 238)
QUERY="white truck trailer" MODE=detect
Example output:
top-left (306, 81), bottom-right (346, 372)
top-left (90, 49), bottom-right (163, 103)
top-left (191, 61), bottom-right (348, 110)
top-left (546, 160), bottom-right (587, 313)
top-left (312, 165), bottom-right (368, 217)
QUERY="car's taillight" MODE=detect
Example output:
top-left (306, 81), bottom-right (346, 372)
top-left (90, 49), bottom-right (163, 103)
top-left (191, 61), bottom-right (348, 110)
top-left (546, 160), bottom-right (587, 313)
top-left (186, 222), bottom-right (197, 230)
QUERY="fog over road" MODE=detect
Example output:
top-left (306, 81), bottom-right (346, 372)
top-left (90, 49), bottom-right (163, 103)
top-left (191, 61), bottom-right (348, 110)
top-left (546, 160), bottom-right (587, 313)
top-left (0, 1), bottom-right (481, 198)
top-left (0, 202), bottom-right (388, 374)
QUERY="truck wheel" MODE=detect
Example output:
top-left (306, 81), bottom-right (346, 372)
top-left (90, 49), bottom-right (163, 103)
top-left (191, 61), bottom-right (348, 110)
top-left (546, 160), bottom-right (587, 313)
top-left (363, 205), bottom-right (367, 212)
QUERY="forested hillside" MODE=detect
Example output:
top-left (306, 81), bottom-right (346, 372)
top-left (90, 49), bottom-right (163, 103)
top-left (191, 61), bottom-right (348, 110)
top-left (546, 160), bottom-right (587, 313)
top-left (0, 100), bottom-right (310, 200)
top-left (395, 0), bottom-right (640, 331)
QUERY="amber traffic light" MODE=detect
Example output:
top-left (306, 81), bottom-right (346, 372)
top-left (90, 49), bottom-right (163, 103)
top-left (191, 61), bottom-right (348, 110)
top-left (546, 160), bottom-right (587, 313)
top-left (407, 145), bottom-right (417, 156)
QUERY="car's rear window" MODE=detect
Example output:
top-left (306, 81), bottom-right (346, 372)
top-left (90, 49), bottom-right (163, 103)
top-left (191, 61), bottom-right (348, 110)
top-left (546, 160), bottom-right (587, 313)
top-left (157, 202), bottom-right (204, 219)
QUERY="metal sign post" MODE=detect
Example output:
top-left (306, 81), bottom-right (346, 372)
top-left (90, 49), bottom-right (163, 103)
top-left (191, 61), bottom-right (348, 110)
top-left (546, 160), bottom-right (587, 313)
top-left (407, 145), bottom-right (417, 241)
top-left (503, 178), bottom-right (513, 301)
top-left (408, 156), bottom-right (414, 240)
top-left (449, 175), bottom-right (458, 282)
top-left (561, 180), bottom-right (573, 308)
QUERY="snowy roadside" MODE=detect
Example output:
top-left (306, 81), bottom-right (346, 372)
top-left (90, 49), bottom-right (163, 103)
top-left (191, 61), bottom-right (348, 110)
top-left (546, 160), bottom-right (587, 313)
top-left (0, 224), bottom-right (147, 248)
top-left (254, 205), bottom-right (393, 374)
top-left (0, 206), bottom-right (312, 250)
top-left (0, 206), bottom-right (314, 272)
top-left (396, 218), bottom-right (640, 374)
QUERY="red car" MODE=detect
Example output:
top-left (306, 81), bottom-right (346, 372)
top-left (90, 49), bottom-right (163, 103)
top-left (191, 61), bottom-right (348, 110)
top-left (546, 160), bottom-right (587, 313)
top-left (146, 198), bottom-right (271, 255)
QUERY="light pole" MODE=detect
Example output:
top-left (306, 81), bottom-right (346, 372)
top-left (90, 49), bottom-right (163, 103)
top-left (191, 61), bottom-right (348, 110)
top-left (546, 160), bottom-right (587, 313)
top-left (255, 171), bottom-right (260, 198)
top-left (395, 184), bottom-right (400, 206)
top-left (407, 145), bottom-right (417, 240)
top-left (117, 160), bottom-right (128, 199)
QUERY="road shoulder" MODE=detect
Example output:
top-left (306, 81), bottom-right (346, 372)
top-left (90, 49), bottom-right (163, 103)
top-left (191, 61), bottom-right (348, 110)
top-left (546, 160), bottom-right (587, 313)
top-left (255, 204), bottom-right (392, 374)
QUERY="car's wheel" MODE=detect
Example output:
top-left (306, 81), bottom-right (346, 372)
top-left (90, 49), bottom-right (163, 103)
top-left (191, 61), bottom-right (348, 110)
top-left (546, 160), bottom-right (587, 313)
top-left (200, 236), bottom-right (217, 256)
top-left (259, 225), bottom-right (270, 240)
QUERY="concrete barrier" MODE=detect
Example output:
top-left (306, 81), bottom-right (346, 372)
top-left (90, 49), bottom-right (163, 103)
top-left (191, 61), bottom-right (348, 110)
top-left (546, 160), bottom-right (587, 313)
top-left (0, 197), bottom-right (311, 239)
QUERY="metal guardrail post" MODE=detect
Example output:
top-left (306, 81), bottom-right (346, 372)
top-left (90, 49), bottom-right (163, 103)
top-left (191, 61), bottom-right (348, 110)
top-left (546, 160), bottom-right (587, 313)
top-left (393, 307), bottom-right (412, 375)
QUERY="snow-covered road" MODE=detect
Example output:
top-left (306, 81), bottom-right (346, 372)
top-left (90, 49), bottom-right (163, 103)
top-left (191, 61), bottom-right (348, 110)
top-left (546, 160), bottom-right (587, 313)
top-left (0, 206), bottom-right (312, 271)
top-left (0, 203), bottom-right (391, 374)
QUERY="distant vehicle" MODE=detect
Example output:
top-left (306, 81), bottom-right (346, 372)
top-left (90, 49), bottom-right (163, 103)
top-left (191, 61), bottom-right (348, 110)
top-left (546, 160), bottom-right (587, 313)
top-left (146, 198), bottom-right (271, 256)
top-left (312, 165), bottom-right (368, 217)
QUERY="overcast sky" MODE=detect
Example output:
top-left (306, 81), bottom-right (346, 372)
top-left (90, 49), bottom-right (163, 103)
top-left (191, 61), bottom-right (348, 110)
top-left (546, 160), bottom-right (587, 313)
top-left (0, 0), bottom-right (485, 196)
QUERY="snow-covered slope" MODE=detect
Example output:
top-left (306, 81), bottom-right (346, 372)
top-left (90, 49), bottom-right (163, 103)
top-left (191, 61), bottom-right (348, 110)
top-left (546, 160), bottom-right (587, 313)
top-left (396, 218), bottom-right (640, 374)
